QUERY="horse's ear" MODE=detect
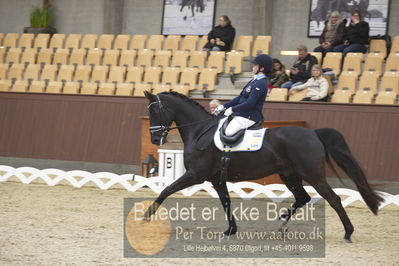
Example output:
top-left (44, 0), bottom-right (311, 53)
top-left (144, 91), bottom-right (156, 102)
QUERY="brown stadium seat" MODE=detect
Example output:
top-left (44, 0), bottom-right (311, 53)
top-left (234, 35), bottom-right (253, 57)
top-left (181, 35), bottom-right (198, 52)
top-left (198, 68), bottom-right (218, 92)
top-left (11, 80), bottom-right (29, 92)
top-left (37, 48), bottom-right (53, 65)
top-left (342, 53), bottom-right (363, 74)
top-left (80, 82), bottom-right (98, 94)
top-left (86, 48), bottom-right (103, 66)
top-left (103, 49), bottom-right (120, 67)
top-left (8, 63), bottom-right (24, 80)
top-left (24, 64), bottom-right (40, 80)
top-left (363, 53), bottom-right (384, 76)
top-left (119, 50), bottom-right (136, 67)
top-left (143, 66), bottom-right (162, 88)
top-left (97, 34), bottom-right (114, 50)
top-left (113, 34), bottom-right (131, 50)
top-left (81, 34), bottom-right (98, 50)
top-left (129, 34), bottom-right (147, 51)
top-left (162, 67), bottom-right (180, 86)
top-left (163, 35), bottom-right (181, 52)
top-left (207, 51), bottom-right (225, 73)
top-left (49, 34), bottom-right (66, 49)
top-left (65, 34), bottom-right (82, 50)
top-left (180, 67), bottom-right (198, 91)
top-left (33, 34), bottom-right (50, 49)
top-left (134, 83), bottom-right (151, 96)
top-left (353, 90), bottom-right (374, 104)
top-left (267, 88), bottom-right (288, 101)
top-left (225, 51), bottom-right (244, 74)
top-left (171, 50), bottom-right (189, 69)
top-left (197, 35), bottom-right (208, 51)
top-left (310, 52), bottom-right (322, 65)
top-left (126, 66), bottom-right (144, 84)
top-left (0, 47), bottom-right (5, 63)
top-left (53, 48), bottom-right (69, 65)
top-left (0, 80), bottom-right (12, 91)
top-left (136, 49), bottom-right (154, 68)
top-left (337, 71), bottom-right (358, 93)
top-left (115, 83), bottom-right (134, 96)
top-left (369, 39), bottom-right (387, 58)
top-left (154, 50), bottom-right (172, 69)
top-left (47, 81), bottom-right (63, 93)
top-left (5, 48), bottom-right (22, 64)
top-left (3, 33), bottom-right (19, 48)
top-left (41, 64), bottom-right (57, 81)
top-left (20, 48), bottom-right (37, 65)
top-left (91, 65), bottom-right (108, 83)
top-left (69, 48), bottom-right (86, 66)
top-left (0, 63), bottom-right (8, 79)
top-left (63, 81), bottom-right (79, 94)
top-left (375, 91), bottom-right (397, 105)
top-left (358, 73), bottom-right (378, 93)
top-left (171, 84), bottom-right (190, 96)
top-left (18, 33), bottom-right (35, 48)
top-left (29, 80), bottom-right (46, 93)
top-left (380, 74), bottom-right (399, 93)
top-left (57, 65), bottom-right (75, 82)
top-left (147, 35), bottom-right (164, 52)
top-left (331, 89), bottom-right (352, 103)
top-left (74, 65), bottom-right (91, 83)
top-left (252, 36), bottom-right (271, 56)
top-left (322, 52), bottom-right (342, 76)
top-left (108, 66), bottom-right (126, 83)
top-left (385, 53), bottom-right (399, 72)
top-left (288, 89), bottom-right (308, 101)
top-left (189, 50), bottom-right (207, 70)
top-left (391, 36), bottom-right (399, 54)
top-left (98, 82), bottom-right (116, 95)
top-left (152, 84), bottom-right (171, 94)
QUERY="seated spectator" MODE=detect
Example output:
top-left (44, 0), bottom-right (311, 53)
top-left (289, 64), bottom-right (329, 102)
top-left (314, 11), bottom-right (346, 54)
top-left (203, 15), bottom-right (236, 51)
top-left (209, 99), bottom-right (221, 114)
top-left (281, 45), bottom-right (318, 89)
top-left (269, 59), bottom-right (289, 88)
top-left (333, 9), bottom-right (369, 54)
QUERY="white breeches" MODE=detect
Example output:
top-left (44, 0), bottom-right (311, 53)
top-left (225, 116), bottom-right (256, 136)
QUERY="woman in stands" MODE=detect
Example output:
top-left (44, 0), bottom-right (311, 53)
top-left (289, 64), bottom-right (329, 102)
top-left (203, 15), bottom-right (236, 51)
top-left (333, 9), bottom-right (369, 54)
top-left (269, 59), bottom-right (289, 88)
top-left (314, 11), bottom-right (346, 54)
top-left (213, 54), bottom-right (272, 136)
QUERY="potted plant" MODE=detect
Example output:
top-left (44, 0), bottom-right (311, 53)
top-left (24, 1), bottom-right (56, 34)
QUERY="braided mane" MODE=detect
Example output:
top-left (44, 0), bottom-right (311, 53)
top-left (159, 91), bottom-right (211, 115)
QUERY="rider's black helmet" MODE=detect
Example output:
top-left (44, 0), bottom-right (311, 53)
top-left (251, 54), bottom-right (273, 74)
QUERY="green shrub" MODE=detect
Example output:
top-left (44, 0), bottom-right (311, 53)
top-left (30, 6), bottom-right (51, 28)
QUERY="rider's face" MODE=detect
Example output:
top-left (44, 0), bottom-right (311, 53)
top-left (252, 64), bottom-right (264, 74)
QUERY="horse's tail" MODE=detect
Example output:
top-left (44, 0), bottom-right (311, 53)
top-left (315, 128), bottom-right (383, 215)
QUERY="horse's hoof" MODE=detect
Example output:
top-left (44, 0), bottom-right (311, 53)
top-left (224, 227), bottom-right (237, 236)
top-left (342, 238), bottom-right (352, 243)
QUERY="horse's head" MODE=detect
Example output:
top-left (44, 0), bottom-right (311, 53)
top-left (144, 91), bottom-right (174, 146)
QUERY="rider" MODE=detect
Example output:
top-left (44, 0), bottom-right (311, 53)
top-left (214, 54), bottom-right (272, 136)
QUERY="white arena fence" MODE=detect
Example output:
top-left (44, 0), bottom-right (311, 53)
top-left (0, 165), bottom-right (398, 209)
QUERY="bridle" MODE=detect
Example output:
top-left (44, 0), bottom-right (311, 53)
top-left (148, 95), bottom-right (214, 144)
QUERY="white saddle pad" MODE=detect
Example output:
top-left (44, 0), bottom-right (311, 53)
top-left (213, 117), bottom-right (267, 152)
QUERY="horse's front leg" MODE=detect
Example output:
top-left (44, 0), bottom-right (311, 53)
top-left (212, 180), bottom-right (237, 236)
top-left (144, 171), bottom-right (202, 220)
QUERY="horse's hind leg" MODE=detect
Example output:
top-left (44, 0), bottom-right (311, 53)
top-left (306, 177), bottom-right (354, 242)
top-left (278, 175), bottom-right (311, 232)
top-left (212, 180), bottom-right (237, 236)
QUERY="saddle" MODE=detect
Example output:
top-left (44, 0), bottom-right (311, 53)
top-left (219, 115), bottom-right (264, 147)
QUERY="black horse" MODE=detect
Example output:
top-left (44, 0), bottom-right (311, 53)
top-left (143, 91), bottom-right (383, 243)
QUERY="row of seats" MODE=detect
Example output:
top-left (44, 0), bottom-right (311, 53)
top-left (268, 88), bottom-right (398, 105)
top-left (0, 48), bottom-right (245, 74)
top-left (0, 64), bottom-right (218, 91)
top-left (0, 33), bottom-right (271, 56)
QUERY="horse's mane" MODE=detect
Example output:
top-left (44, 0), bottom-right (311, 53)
top-left (159, 91), bottom-right (211, 116)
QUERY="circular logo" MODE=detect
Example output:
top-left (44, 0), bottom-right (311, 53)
top-left (125, 200), bottom-right (171, 255)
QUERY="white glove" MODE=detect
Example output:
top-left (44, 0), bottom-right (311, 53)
top-left (213, 104), bottom-right (225, 115)
top-left (224, 107), bottom-right (233, 116)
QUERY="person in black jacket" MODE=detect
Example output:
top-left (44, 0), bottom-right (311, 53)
top-left (203, 15), bottom-right (235, 51)
top-left (281, 45), bottom-right (318, 89)
top-left (333, 9), bottom-right (369, 54)
top-left (314, 11), bottom-right (346, 54)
